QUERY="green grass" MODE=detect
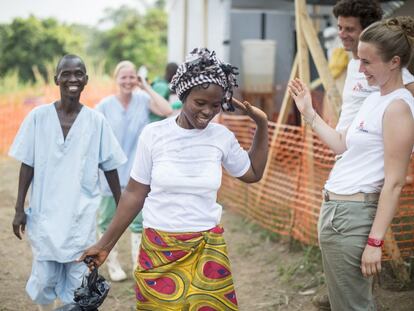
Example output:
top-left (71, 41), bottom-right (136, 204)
top-left (227, 212), bottom-right (325, 291)
top-left (242, 217), bottom-right (283, 243)
top-left (277, 243), bottom-right (325, 290)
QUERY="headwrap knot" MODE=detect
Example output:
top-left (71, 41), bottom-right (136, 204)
top-left (170, 48), bottom-right (239, 111)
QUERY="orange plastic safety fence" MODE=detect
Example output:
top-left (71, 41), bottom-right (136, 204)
top-left (1, 95), bottom-right (413, 261)
top-left (218, 114), bottom-right (414, 261)
top-left (0, 82), bottom-right (114, 155)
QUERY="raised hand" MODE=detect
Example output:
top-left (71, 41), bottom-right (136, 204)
top-left (288, 78), bottom-right (314, 120)
top-left (137, 75), bottom-right (149, 90)
top-left (231, 98), bottom-right (268, 125)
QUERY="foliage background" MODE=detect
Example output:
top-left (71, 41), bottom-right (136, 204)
top-left (0, 0), bottom-right (167, 91)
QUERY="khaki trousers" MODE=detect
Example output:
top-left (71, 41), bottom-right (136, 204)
top-left (318, 199), bottom-right (378, 311)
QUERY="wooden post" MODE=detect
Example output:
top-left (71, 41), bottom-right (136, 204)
top-left (300, 11), bottom-right (341, 121)
top-left (296, 2), bottom-right (316, 182)
top-left (252, 55), bottom-right (298, 208)
top-left (312, 5), bottom-right (321, 30)
top-left (277, 56), bottom-right (299, 125)
top-left (295, 0), bottom-right (310, 85)
top-left (290, 0), bottom-right (316, 238)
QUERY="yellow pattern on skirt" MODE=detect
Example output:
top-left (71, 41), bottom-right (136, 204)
top-left (134, 225), bottom-right (239, 311)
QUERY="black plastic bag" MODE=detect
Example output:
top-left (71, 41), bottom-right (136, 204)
top-left (55, 258), bottom-right (110, 311)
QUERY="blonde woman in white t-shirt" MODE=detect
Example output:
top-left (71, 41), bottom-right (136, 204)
top-left (288, 16), bottom-right (414, 311)
top-left (79, 48), bottom-right (268, 310)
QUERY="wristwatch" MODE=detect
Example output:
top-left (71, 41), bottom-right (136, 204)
top-left (367, 237), bottom-right (384, 247)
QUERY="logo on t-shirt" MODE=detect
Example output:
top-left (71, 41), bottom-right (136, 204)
top-left (352, 82), bottom-right (370, 94)
top-left (356, 121), bottom-right (368, 133)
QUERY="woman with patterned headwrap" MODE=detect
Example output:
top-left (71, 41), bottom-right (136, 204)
top-left (80, 48), bottom-right (269, 310)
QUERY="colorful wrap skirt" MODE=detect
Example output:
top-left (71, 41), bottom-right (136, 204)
top-left (134, 225), bottom-right (239, 311)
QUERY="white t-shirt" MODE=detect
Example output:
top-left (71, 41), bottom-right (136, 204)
top-left (130, 116), bottom-right (251, 232)
top-left (325, 88), bottom-right (414, 194)
top-left (335, 59), bottom-right (414, 131)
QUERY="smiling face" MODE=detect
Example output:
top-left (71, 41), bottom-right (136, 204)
top-left (178, 83), bottom-right (224, 129)
top-left (358, 41), bottom-right (395, 87)
top-left (116, 66), bottom-right (138, 95)
top-left (54, 57), bottom-right (88, 99)
top-left (337, 16), bottom-right (363, 57)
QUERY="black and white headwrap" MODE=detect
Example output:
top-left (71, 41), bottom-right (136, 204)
top-left (170, 48), bottom-right (239, 111)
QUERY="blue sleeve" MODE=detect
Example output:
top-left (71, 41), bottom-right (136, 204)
top-left (95, 99), bottom-right (105, 114)
top-left (99, 118), bottom-right (127, 171)
top-left (135, 91), bottom-right (151, 114)
top-left (8, 110), bottom-right (36, 166)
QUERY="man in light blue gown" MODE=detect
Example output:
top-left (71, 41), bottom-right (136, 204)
top-left (9, 54), bottom-right (126, 310)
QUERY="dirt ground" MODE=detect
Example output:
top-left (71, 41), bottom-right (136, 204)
top-left (0, 157), bottom-right (413, 311)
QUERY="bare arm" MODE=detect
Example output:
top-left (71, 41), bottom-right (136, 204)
top-left (231, 99), bottom-right (269, 183)
top-left (103, 169), bottom-right (122, 204)
top-left (79, 178), bottom-right (150, 267)
top-left (361, 99), bottom-right (414, 277)
top-left (138, 76), bottom-right (173, 117)
top-left (13, 163), bottom-right (34, 239)
top-left (404, 84), bottom-right (414, 184)
top-left (288, 78), bottom-right (347, 154)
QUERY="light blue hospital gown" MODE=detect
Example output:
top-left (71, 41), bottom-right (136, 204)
top-left (95, 90), bottom-right (150, 194)
top-left (9, 103), bottom-right (126, 263)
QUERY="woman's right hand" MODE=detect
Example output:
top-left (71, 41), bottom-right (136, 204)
top-left (231, 98), bottom-right (268, 125)
top-left (78, 244), bottom-right (109, 270)
top-left (288, 78), bottom-right (314, 120)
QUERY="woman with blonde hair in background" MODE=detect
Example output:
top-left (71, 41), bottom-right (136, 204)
top-left (95, 60), bottom-right (172, 281)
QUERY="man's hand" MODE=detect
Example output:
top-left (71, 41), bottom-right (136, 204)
top-left (12, 210), bottom-right (26, 240)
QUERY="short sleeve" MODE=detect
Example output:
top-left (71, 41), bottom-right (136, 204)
top-left (95, 100), bottom-right (105, 113)
top-left (8, 110), bottom-right (36, 166)
top-left (99, 118), bottom-right (127, 171)
top-left (402, 68), bottom-right (414, 85)
top-left (134, 90), bottom-right (151, 111)
top-left (222, 132), bottom-right (251, 177)
top-left (130, 129), bottom-right (152, 185)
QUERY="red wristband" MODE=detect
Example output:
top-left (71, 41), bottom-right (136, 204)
top-left (367, 237), bottom-right (384, 248)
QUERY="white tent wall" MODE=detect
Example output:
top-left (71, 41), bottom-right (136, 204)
top-left (167, 0), bottom-right (231, 64)
top-left (167, 0), bottom-right (186, 63)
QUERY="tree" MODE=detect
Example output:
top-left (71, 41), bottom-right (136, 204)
top-left (0, 16), bottom-right (83, 83)
top-left (0, 2), bottom-right (168, 83)
top-left (93, 4), bottom-right (168, 78)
